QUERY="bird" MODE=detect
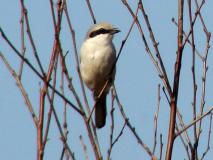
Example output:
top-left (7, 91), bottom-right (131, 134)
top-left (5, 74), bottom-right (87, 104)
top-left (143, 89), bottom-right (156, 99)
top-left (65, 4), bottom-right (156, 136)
top-left (80, 22), bottom-right (120, 128)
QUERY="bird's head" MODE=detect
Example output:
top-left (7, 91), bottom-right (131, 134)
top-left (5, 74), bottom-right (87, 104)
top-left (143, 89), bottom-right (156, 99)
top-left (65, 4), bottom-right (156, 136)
top-left (86, 22), bottom-right (120, 41)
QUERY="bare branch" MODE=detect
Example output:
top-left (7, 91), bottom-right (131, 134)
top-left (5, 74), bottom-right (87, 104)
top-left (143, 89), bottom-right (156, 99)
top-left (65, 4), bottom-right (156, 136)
top-left (20, 0), bottom-right (45, 75)
top-left (85, 0), bottom-right (96, 24)
top-left (201, 113), bottom-right (212, 160)
top-left (152, 84), bottom-right (161, 154)
top-left (80, 135), bottom-right (89, 160)
top-left (107, 90), bottom-right (115, 160)
top-left (0, 52), bottom-right (38, 126)
top-left (113, 85), bottom-right (156, 159)
top-left (0, 27), bottom-right (84, 116)
top-left (175, 107), bottom-right (213, 138)
top-left (18, 4), bottom-right (26, 79)
top-left (166, 0), bottom-right (184, 159)
top-left (159, 134), bottom-right (163, 160)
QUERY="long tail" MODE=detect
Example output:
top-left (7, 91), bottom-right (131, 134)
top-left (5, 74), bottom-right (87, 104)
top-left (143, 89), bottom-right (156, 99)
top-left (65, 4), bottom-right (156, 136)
top-left (95, 94), bottom-right (107, 128)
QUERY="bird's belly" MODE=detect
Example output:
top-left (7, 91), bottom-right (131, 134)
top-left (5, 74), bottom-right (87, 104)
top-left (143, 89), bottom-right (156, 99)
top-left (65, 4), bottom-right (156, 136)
top-left (80, 49), bottom-right (115, 92)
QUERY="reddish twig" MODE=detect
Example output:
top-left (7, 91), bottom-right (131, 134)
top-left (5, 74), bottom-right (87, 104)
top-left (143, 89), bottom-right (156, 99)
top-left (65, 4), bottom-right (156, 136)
top-left (138, 0), bottom-right (172, 97)
top-left (63, 1), bottom-right (90, 116)
top-left (0, 27), bottom-right (84, 115)
top-left (42, 53), bottom-right (59, 149)
top-left (152, 84), bottom-right (161, 154)
top-left (49, 0), bottom-right (57, 30)
top-left (80, 135), bottom-right (89, 160)
top-left (187, 0), bottom-right (198, 158)
top-left (159, 134), bottom-right (163, 160)
top-left (113, 85), bottom-right (156, 159)
top-left (0, 52), bottom-right (38, 126)
top-left (121, 0), bottom-right (172, 98)
top-left (166, 1), bottom-right (184, 159)
top-left (20, 0), bottom-right (45, 75)
top-left (112, 122), bottom-right (126, 147)
top-left (107, 89), bottom-right (115, 160)
top-left (201, 113), bottom-right (212, 160)
top-left (182, 0), bottom-right (206, 49)
top-left (37, 1), bottom-right (64, 158)
top-left (171, 18), bottom-right (203, 59)
top-left (18, 4), bottom-right (26, 79)
top-left (85, 0), bottom-right (96, 24)
top-left (197, 6), bottom-right (211, 142)
top-left (175, 107), bottom-right (213, 138)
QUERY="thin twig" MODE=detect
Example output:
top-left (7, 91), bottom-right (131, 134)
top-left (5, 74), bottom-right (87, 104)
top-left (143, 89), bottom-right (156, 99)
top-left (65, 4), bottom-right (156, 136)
top-left (171, 18), bottom-right (203, 60)
top-left (112, 122), bottom-right (126, 146)
top-left (107, 89), bottom-right (115, 160)
top-left (182, 0), bottom-right (206, 48)
top-left (187, 0), bottom-right (198, 159)
top-left (49, 0), bottom-right (57, 30)
top-left (37, 1), bottom-right (65, 158)
top-left (175, 125), bottom-right (190, 159)
top-left (152, 84), bottom-right (161, 154)
top-left (80, 135), bottom-right (89, 160)
top-left (113, 85), bottom-right (156, 159)
top-left (20, 0), bottom-right (45, 75)
top-left (61, 57), bottom-right (70, 160)
top-left (138, 0), bottom-right (172, 97)
top-left (0, 27), bottom-right (84, 116)
top-left (201, 113), bottom-right (212, 160)
top-left (121, 0), bottom-right (173, 99)
top-left (85, 0), bottom-right (96, 24)
top-left (159, 134), bottom-right (163, 160)
top-left (197, 7), bottom-right (211, 141)
top-left (63, 2), bottom-right (91, 118)
top-left (42, 53), bottom-right (59, 149)
top-left (18, 4), bottom-right (26, 79)
top-left (0, 52), bottom-right (38, 126)
top-left (175, 107), bottom-right (213, 138)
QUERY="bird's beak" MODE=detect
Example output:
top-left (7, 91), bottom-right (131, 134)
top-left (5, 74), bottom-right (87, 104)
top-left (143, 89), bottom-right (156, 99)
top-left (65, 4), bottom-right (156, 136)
top-left (110, 28), bottom-right (120, 35)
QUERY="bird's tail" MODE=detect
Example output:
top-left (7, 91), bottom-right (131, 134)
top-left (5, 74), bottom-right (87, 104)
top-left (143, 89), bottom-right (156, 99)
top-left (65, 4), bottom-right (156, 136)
top-left (95, 94), bottom-right (107, 129)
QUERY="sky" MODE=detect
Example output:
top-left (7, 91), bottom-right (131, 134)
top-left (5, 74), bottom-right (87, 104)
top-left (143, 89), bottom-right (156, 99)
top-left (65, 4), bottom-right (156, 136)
top-left (0, 0), bottom-right (213, 160)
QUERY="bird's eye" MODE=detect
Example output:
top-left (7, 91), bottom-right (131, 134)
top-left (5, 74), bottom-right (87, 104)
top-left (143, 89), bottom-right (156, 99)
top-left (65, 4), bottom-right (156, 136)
top-left (89, 28), bottom-right (109, 38)
top-left (99, 28), bottom-right (106, 33)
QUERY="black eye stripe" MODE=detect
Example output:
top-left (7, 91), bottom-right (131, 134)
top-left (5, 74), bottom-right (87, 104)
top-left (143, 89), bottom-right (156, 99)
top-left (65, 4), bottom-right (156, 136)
top-left (89, 28), bottom-right (111, 38)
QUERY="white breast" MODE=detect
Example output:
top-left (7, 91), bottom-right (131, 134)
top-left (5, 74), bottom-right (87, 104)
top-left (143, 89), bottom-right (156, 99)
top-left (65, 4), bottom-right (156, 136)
top-left (80, 34), bottom-right (116, 93)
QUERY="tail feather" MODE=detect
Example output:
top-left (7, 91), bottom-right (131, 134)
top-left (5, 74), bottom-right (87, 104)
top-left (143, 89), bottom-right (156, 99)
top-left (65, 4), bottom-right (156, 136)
top-left (95, 95), bottom-right (107, 128)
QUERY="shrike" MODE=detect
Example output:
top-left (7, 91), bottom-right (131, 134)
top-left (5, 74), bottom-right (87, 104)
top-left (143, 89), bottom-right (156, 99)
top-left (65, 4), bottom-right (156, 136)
top-left (80, 22), bottom-right (120, 128)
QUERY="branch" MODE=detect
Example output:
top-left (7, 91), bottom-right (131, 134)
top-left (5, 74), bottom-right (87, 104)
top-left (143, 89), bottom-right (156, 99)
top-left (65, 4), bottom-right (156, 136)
top-left (18, 4), bottom-right (26, 79)
top-left (113, 85), bottom-right (157, 159)
top-left (20, 0), bottom-right (45, 75)
top-left (122, 0), bottom-right (172, 98)
top-left (0, 27), bottom-right (84, 116)
top-left (80, 135), bottom-right (89, 160)
top-left (152, 84), bottom-right (161, 154)
top-left (166, 0), bottom-right (184, 159)
top-left (0, 52), bottom-right (38, 126)
top-left (138, 0), bottom-right (172, 97)
top-left (201, 113), bottom-right (212, 160)
top-left (175, 107), bottom-right (213, 138)
top-left (107, 90), bottom-right (115, 160)
top-left (85, 0), bottom-right (96, 24)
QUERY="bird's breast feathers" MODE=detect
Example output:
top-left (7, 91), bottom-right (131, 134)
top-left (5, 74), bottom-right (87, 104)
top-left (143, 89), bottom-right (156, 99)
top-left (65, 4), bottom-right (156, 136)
top-left (80, 36), bottom-right (116, 90)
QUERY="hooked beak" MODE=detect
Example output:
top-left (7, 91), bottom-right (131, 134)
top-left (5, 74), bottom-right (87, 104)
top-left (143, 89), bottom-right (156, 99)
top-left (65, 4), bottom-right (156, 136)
top-left (110, 28), bottom-right (121, 35)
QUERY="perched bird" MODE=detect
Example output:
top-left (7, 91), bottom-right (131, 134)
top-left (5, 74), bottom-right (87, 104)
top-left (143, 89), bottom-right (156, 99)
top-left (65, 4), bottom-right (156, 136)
top-left (80, 22), bottom-right (120, 128)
